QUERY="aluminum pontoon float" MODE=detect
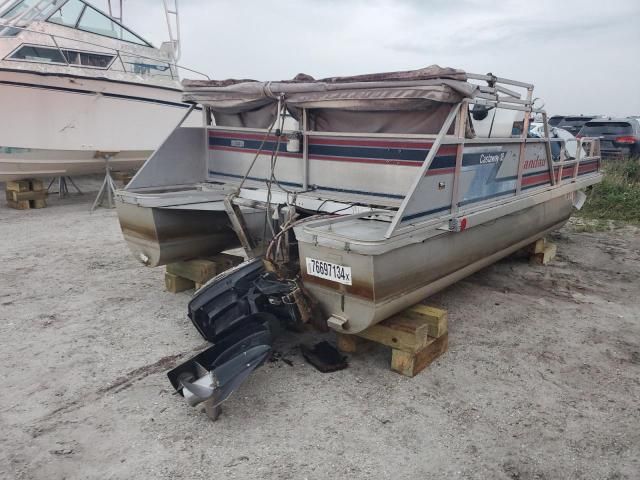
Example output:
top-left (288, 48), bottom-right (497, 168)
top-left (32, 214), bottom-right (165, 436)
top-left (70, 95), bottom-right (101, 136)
top-left (115, 66), bottom-right (602, 416)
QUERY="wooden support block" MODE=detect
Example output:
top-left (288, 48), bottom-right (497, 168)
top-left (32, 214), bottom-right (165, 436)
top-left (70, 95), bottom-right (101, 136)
top-left (7, 199), bottom-right (30, 210)
top-left (532, 243), bottom-right (557, 265)
top-left (208, 252), bottom-right (244, 271)
top-left (357, 318), bottom-right (430, 353)
top-left (167, 254), bottom-right (244, 285)
top-left (391, 333), bottom-right (448, 377)
top-left (6, 198), bottom-right (46, 209)
top-left (112, 171), bottom-right (136, 184)
top-left (389, 304), bottom-right (448, 339)
top-left (5, 179), bottom-right (47, 209)
top-left (527, 238), bottom-right (546, 255)
top-left (164, 272), bottom-right (195, 293)
top-left (166, 258), bottom-right (219, 284)
top-left (6, 179), bottom-right (44, 191)
top-left (336, 333), bottom-right (360, 353)
top-left (7, 190), bottom-right (47, 202)
top-left (338, 303), bottom-right (449, 377)
top-left (6, 180), bottom-right (30, 192)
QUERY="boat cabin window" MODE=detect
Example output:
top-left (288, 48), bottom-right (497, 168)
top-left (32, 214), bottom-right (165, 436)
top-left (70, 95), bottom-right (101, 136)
top-left (119, 53), bottom-right (173, 78)
top-left (9, 44), bottom-right (66, 63)
top-left (62, 48), bottom-right (114, 68)
top-left (10, 44), bottom-right (115, 68)
top-left (47, 0), bottom-right (151, 47)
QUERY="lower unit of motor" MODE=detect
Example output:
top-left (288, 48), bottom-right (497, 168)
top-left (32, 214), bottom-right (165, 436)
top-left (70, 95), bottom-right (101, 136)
top-left (167, 258), bottom-right (304, 420)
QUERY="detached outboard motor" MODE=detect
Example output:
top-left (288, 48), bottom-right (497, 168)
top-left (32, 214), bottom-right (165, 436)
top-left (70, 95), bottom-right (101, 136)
top-left (167, 258), bottom-right (302, 420)
top-left (167, 313), bottom-right (274, 420)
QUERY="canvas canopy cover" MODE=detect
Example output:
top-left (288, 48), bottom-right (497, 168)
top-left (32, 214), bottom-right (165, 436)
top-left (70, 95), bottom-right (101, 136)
top-left (182, 65), bottom-right (478, 134)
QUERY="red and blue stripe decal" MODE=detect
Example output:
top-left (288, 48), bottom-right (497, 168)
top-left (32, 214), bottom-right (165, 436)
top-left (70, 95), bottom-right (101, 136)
top-left (208, 131), bottom-right (601, 215)
top-left (210, 131), bottom-right (509, 176)
top-left (522, 159), bottom-right (600, 190)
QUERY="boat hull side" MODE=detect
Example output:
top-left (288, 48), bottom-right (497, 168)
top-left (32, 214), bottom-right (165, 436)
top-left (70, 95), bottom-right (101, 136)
top-left (0, 147), bottom-right (152, 181)
top-left (115, 200), bottom-right (240, 267)
top-left (0, 69), bottom-right (198, 180)
top-left (299, 195), bottom-right (575, 333)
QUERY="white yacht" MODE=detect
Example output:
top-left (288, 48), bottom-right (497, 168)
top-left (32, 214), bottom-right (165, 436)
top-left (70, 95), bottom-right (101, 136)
top-left (0, 0), bottom-right (202, 181)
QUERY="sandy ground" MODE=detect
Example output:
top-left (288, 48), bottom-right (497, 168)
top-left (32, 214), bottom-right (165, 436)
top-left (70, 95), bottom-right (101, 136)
top-left (0, 178), bottom-right (639, 480)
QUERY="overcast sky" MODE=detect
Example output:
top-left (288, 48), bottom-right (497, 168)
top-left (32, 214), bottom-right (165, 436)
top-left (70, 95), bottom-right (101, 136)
top-left (112, 0), bottom-right (639, 116)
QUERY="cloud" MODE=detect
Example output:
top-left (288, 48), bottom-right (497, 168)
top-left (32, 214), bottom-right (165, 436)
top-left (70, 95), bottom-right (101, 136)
top-left (117, 0), bottom-right (640, 116)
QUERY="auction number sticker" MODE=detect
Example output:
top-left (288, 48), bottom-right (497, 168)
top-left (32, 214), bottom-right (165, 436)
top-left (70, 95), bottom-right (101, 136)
top-left (305, 258), bottom-right (352, 285)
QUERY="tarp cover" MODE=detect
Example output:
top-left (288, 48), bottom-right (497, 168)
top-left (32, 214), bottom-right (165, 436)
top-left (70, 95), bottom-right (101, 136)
top-left (183, 65), bottom-right (477, 131)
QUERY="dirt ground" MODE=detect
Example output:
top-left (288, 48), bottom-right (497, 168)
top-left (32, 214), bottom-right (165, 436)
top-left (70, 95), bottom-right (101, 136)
top-left (0, 179), bottom-right (638, 480)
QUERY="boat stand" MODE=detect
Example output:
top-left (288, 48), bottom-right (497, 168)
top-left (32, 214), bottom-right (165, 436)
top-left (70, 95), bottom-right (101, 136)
top-left (47, 176), bottom-right (83, 199)
top-left (91, 155), bottom-right (117, 212)
top-left (336, 303), bottom-right (449, 377)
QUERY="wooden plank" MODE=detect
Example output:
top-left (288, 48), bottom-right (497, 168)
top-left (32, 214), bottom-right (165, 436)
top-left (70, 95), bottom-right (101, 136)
top-left (356, 303), bottom-right (447, 352)
top-left (357, 320), bottom-right (430, 353)
top-left (532, 243), bottom-right (557, 265)
top-left (167, 254), bottom-right (243, 284)
top-left (336, 333), bottom-right (360, 353)
top-left (8, 190), bottom-right (47, 202)
top-left (391, 333), bottom-right (448, 377)
top-left (389, 304), bottom-right (448, 339)
top-left (527, 238), bottom-right (546, 255)
top-left (112, 171), bottom-right (136, 182)
top-left (164, 272), bottom-right (194, 293)
top-left (166, 259), bottom-right (218, 283)
top-left (7, 199), bottom-right (30, 210)
top-left (5, 179), bottom-right (46, 209)
top-left (208, 252), bottom-right (244, 270)
top-left (6, 180), bottom-right (30, 192)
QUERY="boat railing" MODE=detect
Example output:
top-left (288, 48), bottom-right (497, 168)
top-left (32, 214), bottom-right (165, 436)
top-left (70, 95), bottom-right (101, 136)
top-left (467, 72), bottom-right (538, 113)
top-left (554, 137), bottom-right (601, 183)
top-left (0, 20), bottom-right (210, 80)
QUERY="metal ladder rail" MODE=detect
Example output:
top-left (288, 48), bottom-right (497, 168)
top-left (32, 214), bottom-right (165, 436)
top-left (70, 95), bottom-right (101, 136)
top-left (107, 0), bottom-right (123, 23)
top-left (162, 0), bottom-right (181, 62)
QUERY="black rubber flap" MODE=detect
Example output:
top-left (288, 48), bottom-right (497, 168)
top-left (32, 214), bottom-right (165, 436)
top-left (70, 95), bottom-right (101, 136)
top-left (300, 341), bottom-right (348, 373)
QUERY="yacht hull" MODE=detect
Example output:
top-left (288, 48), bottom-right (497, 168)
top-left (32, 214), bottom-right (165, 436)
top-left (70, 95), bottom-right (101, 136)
top-left (0, 69), bottom-right (196, 181)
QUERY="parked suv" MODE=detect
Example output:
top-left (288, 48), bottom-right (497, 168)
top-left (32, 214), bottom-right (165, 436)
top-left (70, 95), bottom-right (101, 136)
top-left (556, 115), bottom-right (601, 136)
top-left (578, 118), bottom-right (640, 159)
top-left (548, 115), bottom-right (565, 127)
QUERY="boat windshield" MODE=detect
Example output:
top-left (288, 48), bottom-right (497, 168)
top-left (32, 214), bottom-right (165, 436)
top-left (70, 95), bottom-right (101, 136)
top-left (48, 0), bottom-right (151, 46)
top-left (0, 0), bottom-right (151, 47)
top-left (0, 0), bottom-right (56, 20)
top-left (47, 0), bottom-right (83, 26)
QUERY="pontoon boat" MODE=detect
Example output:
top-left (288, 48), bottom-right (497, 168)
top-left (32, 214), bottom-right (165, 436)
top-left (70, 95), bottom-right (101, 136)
top-left (115, 66), bottom-right (602, 416)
